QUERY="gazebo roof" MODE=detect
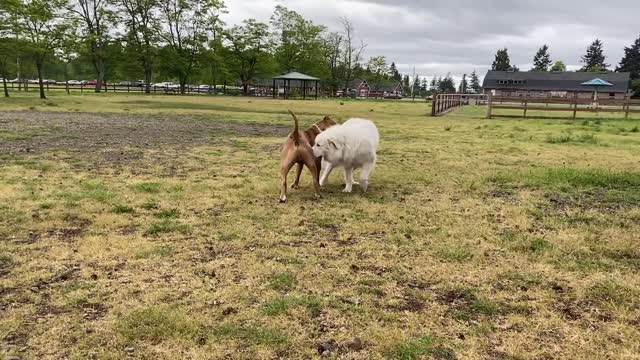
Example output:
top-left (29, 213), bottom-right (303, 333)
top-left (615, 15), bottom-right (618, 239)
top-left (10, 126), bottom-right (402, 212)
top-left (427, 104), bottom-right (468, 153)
top-left (273, 72), bottom-right (320, 81)
top-left (581, 78), bottom-right (613, 86)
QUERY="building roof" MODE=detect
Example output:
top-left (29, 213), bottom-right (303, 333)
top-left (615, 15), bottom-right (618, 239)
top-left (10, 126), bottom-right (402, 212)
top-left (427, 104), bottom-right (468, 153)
top-left (483, 71), bottom-right (630, 93)
top-left (369, 80), bottom-right (403, 92)
top-left (273, 71), bottom-right (320, 81)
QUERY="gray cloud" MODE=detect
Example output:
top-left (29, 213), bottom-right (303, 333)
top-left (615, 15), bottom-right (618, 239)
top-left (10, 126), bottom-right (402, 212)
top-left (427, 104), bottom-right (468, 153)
top-left (224, 0), bottom-right (640, 81)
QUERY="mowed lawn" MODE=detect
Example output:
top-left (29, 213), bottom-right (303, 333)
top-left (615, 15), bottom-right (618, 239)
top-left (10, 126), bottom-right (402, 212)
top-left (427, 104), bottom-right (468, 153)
top-left (1, 93), bottom-right (639, 359)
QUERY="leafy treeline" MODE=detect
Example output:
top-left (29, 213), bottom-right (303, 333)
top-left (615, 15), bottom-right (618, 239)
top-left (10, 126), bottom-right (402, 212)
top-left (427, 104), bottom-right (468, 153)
top-left (0, 1), bottom-right (411, 98)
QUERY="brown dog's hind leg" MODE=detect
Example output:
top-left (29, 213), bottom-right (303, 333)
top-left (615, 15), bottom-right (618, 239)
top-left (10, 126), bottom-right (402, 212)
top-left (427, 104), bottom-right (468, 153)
top-left (291, 162), bottom-right (303, 189)
top-left (279, 157), bottom-right (296, 203)
top-left (301, 151), bottom-right (322, 199)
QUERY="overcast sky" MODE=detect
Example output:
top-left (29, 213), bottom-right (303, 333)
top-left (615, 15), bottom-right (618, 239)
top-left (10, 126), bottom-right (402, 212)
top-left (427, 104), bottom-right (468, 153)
top-left (222, 0), bottom-right (640, 82)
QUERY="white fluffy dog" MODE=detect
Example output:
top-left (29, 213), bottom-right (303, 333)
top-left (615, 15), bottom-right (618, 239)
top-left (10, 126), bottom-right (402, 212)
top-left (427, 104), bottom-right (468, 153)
top-left (312, 118), bottom-right (379, 193)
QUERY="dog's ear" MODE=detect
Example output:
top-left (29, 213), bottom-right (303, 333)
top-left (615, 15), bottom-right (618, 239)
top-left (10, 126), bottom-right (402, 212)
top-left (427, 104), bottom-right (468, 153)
top-left (328, 139), bottom-right (339, 149)
top-left (323, 115), bottom-right (332, 121)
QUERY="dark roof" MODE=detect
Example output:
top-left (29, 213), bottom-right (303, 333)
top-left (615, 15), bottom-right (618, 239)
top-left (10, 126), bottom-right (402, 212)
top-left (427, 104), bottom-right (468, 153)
top-left (483, 71), bottom-right (630, 93)
top-left (346, 79), bottom-right (368, 89)
top-left (370, 81), bottom-right (403, 92)
top-left (273, 71), bottom-right (320, 81)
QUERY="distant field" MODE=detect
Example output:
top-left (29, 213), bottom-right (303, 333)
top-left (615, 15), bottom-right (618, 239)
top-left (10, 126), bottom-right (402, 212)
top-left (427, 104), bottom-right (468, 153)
top-left (1, 93), bottom-right (639, 359)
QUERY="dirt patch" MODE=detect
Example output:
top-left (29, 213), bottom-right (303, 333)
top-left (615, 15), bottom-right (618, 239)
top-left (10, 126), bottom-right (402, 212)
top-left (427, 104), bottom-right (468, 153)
top-left (0, 111), bottom-right (290, 167)
top-left (81, 302), bottom-right (109, 320)
top-left (385, 295), bottom-right (426, 313)
top-left (32, 267), bottom-right (80, 289)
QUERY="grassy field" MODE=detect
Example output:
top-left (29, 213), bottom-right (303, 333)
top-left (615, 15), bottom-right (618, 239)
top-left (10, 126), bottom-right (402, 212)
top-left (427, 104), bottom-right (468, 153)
top-left (1, 92), bottom-right (639, 359)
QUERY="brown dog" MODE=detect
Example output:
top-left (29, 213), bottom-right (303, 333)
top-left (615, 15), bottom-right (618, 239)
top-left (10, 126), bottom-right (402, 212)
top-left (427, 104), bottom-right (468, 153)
top-left (279, 110), bottom-right (337, 203)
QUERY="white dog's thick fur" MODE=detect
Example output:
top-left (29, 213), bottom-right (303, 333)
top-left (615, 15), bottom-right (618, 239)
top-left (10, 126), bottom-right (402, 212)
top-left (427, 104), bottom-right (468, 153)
top-left (313, 118), bottom-right (379, 193)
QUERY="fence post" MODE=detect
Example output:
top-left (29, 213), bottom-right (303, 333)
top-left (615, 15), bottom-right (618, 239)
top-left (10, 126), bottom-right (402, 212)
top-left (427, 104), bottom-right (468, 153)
top-left (431, 95), bottom-right (437, 116)
top-left (486, 92), bottom-right (493, 119)
top-left (523, 94), bottom-right (528, 118)
top-left (573, 92), bottom-right (578, 119)
top-left (80, 84), bottom-right (83, 93)
top-left (625, 94), bottom-right (630, 119)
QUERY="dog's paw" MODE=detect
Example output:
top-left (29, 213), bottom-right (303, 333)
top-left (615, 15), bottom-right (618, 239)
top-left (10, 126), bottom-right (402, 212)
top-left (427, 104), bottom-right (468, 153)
top-left (279, 196), bottom-right (287, 203)
top-left (291, 183), bottom-right (299, 189)
top-left (342, 187), bottom-right (353, 193)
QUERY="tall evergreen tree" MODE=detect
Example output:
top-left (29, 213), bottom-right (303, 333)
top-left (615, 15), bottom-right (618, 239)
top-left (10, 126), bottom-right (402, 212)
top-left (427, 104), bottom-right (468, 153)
top-left (581, 39), bottom-right (609, 72)
top-left (532, 44), bottom-right (552, 71)
top-left (389, 62), bottom-right (401, 81)
top-left (430, 76), bottom-right (438, 92)
top-left (458, 73), bottom-right (468, 93)
top-left (437, 73), bottom-right (456, 93)
top-left (616, 35), bottom-right (640, 80)
top-left (402, 74), bottom-right (410, 89)
top-left (469, 70), bottom-right (481, 93)
top-left (491, 48), bottom-right (512, 71)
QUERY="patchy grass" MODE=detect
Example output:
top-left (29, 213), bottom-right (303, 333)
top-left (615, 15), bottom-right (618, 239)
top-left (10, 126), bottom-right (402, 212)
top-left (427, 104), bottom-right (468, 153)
top-left (268, 272), bottom-right (296, 292)
top-left (386, 336), bottom-right (434, 360)
top-left (144, 220), bottom-right (191, 236)
top-left (115, 306), bottom-right (201, 342)
top-left (546, 133), bottom-right (599, 144)
top-left (0, 94), bottom-right (639, 359)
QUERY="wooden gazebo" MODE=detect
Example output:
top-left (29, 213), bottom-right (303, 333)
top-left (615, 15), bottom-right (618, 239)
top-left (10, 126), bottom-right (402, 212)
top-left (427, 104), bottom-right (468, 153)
top-left (272, 72), bottom-right (320, 100)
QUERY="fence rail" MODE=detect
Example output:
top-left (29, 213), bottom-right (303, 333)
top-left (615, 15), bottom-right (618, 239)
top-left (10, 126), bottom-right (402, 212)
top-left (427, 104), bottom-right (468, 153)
top-left (486, 93), bottom-right (640, 119)
top-left (4, 82), bottom-right (247, 96)
top-left (431, 94), bottom-right (487, 116)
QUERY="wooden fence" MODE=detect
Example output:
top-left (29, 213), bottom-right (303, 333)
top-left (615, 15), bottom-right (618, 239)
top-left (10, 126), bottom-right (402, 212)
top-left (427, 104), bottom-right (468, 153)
top-left (5, 82), bottom-right (244, 96)
top-left (431, 94), bottom-right (487, 116)
top-left (486, 93), bottom-right (640, 119)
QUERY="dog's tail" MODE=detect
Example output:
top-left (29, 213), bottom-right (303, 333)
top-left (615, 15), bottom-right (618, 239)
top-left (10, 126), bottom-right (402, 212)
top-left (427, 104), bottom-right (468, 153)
top-left (288, 109), bottom-right (300, 146)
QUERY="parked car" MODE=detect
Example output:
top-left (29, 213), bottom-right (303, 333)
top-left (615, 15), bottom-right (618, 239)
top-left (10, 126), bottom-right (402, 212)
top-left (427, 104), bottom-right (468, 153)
top-left (117, 81), bottom-right (132, 86)
top-left (153, 82), bottom-right (174, 88)
top-left (198, 84), bottom-right (211, 92)
top-left (28, 79), bottom-right (39, 84)
top-left (86, 80), bottom-right (97, 85)
top-left (132, 80), bottom-right (145, 87)
top-left (66, 80), bottom-right (82, 86)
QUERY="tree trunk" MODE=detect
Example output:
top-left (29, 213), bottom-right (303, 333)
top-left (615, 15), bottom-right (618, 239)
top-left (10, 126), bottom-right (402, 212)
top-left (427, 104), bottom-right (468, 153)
top-left (95, 57), bottom-right (105, 93)
top-left (144, 61), bottom-right (152, 94)
top-left (64, 62), bottom-right (69, 95)
top-left (179, 76), bottom-right (186, 95)
top-left (3, 77), bottom-right (8, 98)
top-left (17, 57), bottom-right (21, 91)
top-left (36, 61), bottom-right (46, 99)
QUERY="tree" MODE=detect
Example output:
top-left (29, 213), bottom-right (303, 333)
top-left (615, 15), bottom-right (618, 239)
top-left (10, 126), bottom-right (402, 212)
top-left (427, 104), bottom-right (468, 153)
top-left (157, 0), bottom-right (225, 94)
top-left (581, 39), bottom-right (609, 72)
top-left (322, 31), bottom-right (341, 96)
top-left (550, 60), bottom-right (567, 72)
top-left (0, 6), bottom-right (15, 97)
top-left (0, 38), bottom-right (16, 97)
top-left (429, 76), bottom-right (438, 93)
top-left (389, 62), bottom-right (401, 81)
top-left (367, 55), bottom-right (388, 80)
top-left (116, 0), bottom-right (160, 93)
top-left (225, 19), bottom-right (273, 95)
top-left (469, 70), bottom-right (481, 93)
top-left (438, 73), bottom-right (456, 93)
top-left (67, 0), bottom-right (114, 92)
top-left (270, 6), bottom-right (326, 76)
top-left (402, 74), bottom-right (410, 90)
top-left (6, 0), bottom-right (69, 99)
top-left (491, 48), bottom-right (512, 71)
top-left (532, 44), bottom-right (552, 71)
top-left (338, 16), bottom-right (366, 93)
top-left (616, 35), bottom-right (640, 80)
top-left (458, 73), bottom-right (468, 93)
